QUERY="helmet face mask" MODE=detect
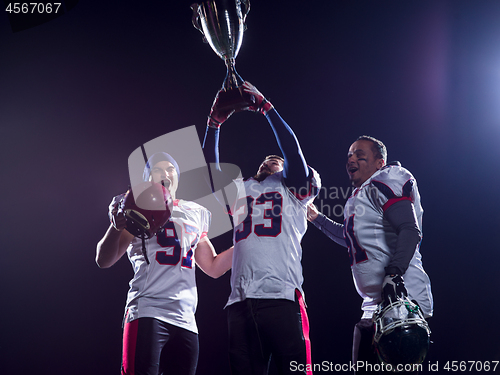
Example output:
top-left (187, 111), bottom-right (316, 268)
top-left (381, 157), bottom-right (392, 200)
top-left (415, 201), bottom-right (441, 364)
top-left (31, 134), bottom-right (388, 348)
top-left (122, 181), bottom-right (173, 239)
top-left (373, 298), bottom-right (431, 371)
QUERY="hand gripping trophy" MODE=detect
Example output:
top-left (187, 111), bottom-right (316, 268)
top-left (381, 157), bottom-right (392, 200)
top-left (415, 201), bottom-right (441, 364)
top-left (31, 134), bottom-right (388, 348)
top-left (191, 0), bottom-right (253, 126)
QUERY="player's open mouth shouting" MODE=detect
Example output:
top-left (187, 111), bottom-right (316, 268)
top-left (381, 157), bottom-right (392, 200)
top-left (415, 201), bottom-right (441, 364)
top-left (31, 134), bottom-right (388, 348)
top-left (160, 179), bottom-right (171, 189)
top-left (347, 164), bottom-right (358, 176)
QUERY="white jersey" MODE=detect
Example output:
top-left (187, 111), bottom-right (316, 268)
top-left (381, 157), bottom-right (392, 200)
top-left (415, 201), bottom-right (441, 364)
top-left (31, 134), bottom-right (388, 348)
top-left (344, 165), bottom-right (433, 319)
top-left (226, 167), bottom-right (321, 307)
top-left (123, 199), bottom-right (211, 333)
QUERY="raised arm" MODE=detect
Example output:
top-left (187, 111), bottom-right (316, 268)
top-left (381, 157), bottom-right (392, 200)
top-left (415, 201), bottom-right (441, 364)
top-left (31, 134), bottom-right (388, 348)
top-left (203, 82), bottom-right (310, 190)
top-left (202, 92), bottom-right (232, 195)
top-left (202, 86), bottom-right (236, 174)
top-left (202, 125), bottom-right (221, 174)
top-left (241, 82), bottom-right (309, 190)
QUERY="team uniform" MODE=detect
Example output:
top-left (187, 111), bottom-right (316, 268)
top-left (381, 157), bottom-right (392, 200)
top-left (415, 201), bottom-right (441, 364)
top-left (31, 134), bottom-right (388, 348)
top-left (202, 79), bottom-right (323, 374)
top-left (312, 164), bottom-right (432, 373)
top-left (226, 166), bottom-right (321, 375)
top-left (121, 199), bottom-right (210, 375)
top-left (343, 165), bottom-right (433, 319)
top-left (203, 102), bottom-right (321, 374)
top-left (227, 168), bottom-right (320, 305)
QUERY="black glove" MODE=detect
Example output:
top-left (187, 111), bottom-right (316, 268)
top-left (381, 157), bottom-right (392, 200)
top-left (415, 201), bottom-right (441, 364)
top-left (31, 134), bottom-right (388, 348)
top-left (381, 274), bottom-right (408, 308)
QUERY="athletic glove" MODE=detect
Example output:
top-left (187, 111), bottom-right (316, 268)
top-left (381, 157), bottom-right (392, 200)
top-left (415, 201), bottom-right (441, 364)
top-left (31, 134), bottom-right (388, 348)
top-left (207, 89), bottom-right (236, 128)
top-left (108, 193), bottom-right (126, 231)
top-left (241, 81), bottom-right (274, 116)
top-left (381, 274), bottom-right (408, 307)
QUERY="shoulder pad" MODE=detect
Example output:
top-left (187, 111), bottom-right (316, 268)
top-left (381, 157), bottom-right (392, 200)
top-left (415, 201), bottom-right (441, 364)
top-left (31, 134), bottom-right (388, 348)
top-left (177, 200), bottom-right (207, 211)
top-left (370, 166), bottom-right (415, 200)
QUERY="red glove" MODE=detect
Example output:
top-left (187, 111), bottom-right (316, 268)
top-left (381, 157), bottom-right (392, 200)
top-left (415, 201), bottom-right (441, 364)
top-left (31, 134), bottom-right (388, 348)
top-left (207, 82), bottom-right (274, 127)
top-left (241, 81), bottom-right (274, 115)
top-left (207, 90), bottom-right (236, 128)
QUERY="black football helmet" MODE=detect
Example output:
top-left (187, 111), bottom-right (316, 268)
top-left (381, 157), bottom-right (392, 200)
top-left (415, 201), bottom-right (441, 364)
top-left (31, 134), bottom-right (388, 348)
top-left (373, 297), bottom-right (431, 371)
top-left (122, 181), bottom-right (172, 239)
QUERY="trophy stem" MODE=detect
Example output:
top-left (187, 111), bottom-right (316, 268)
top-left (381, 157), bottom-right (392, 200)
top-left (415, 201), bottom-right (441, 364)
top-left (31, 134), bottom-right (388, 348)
top-left (215, 57), bottom-right (252, 112)
top-left (223, 58), bottom-right (244, 91)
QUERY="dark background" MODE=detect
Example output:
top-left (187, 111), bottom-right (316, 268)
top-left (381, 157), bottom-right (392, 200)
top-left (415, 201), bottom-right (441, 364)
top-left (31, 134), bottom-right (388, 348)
top-left (1, 1), bottom-right (499, 374)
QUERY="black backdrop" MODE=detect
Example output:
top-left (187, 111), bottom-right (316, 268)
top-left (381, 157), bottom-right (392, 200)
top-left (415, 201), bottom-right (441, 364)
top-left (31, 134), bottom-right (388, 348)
top-left (1, 1), bottom-right (499, 374)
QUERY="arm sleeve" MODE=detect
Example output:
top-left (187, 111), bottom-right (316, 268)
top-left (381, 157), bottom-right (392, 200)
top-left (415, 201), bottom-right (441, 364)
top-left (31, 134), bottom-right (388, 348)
top-left (202, 126), bottom-right (220, 168)
top-left (202, 126), bottom-right (222, 193)
top-left (265, 109), bottom-right (309, 190)
top-left (311, 212), bottom-right (347, 248)
top-left (202, 126), bottom-right (238, 218)
top-left (383, 199), bottom-right (422, 275)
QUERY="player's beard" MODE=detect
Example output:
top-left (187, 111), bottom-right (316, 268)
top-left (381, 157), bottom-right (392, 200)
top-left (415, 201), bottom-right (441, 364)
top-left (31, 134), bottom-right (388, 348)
top-left (253, 168), bottom-right (274, 182)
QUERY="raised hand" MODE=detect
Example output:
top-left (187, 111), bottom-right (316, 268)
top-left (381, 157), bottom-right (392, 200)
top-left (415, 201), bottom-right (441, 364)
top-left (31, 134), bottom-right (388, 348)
top-left (207, 89), bottom-right (237, 128)
top-left (241, 81), bottom-right (274, 115)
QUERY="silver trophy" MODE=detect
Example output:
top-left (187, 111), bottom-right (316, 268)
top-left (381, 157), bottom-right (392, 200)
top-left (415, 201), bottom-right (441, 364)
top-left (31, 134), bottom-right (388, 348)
top-left (191, 0), bottom-right (251, 110)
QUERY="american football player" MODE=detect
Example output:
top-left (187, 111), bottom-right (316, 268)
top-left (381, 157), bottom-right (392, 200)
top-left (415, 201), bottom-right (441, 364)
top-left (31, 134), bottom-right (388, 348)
top-left (96, 152), bottom-right (233, 375)
top-left (203, 82), bottom-right (321, 375)
top-left (308, 136), bottom-right (433, 374)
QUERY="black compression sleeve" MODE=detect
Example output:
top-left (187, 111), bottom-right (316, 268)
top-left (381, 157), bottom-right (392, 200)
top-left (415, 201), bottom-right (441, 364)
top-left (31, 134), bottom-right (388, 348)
top-left (311, 213), bottom-right (347, 248)
top-left (383, 199), bottom-right (422, 275)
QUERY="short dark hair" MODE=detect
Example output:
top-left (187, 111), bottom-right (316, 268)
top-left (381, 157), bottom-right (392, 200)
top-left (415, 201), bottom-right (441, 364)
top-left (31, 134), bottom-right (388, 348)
top-left (356, 135), bottom-right (387, 163)
top-left (264, 155), bottom-right (284, 163)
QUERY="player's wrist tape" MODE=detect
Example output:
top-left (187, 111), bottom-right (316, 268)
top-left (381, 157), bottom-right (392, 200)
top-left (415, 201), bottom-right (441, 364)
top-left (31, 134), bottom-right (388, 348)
top-left (207, 115), bottom-right (222, 129)
top-left (257, 98), bottom-right (273, 115)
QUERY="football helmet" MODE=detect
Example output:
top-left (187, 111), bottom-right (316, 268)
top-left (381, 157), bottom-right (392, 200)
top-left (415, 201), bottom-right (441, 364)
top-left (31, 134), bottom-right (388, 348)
top-left (373, 297), bottom-right (431, 371)
top-left (121, 181), bottom-right (172, 239)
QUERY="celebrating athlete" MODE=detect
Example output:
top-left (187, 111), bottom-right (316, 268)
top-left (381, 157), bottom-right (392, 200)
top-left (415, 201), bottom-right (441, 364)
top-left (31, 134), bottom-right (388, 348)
top-left (203, 81), bottom-right (321, 375)
top-left (308, 136), bottom-right (433, 374)
top-left (96, 152), bottom-right (233, 375)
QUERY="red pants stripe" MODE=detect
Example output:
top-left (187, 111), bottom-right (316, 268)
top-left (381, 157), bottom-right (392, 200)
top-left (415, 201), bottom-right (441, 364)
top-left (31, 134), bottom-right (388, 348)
top-left (296, 289), bottom-right (313, 375)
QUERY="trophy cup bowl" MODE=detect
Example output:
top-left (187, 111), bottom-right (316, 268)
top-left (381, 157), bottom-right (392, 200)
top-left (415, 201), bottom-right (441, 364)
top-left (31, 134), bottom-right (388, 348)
top-left (191, 0), bottom-right (251, 111)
